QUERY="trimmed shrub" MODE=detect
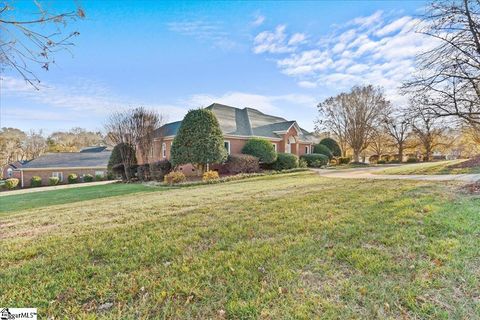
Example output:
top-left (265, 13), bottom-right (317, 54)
top-left (299, 158), bottom-right (308, 168)
top-left (68, 173), bottom-right (79, 184)
top-left (136, 164), bottom-right (150, 181)
top-left (171, 108), bottom-right (227, 171)
top-left (30, 176), bottom-right (42, 187)
top-left (202, 170), bottom-right (219, 182)
top-left (313, 144), bottom-right (333, 159)
top-left (338, 157), bottom-right (351, 165)
top-left (300, 153), bottom-right (329, 168)
top-left (150, 160), bottom-right (172, 181)
top-left (49, 176), bottom-right (60, 186)
top-left (225, 154), bottom-right (260, 174)
top-left (319, 138), bottom-right (342, 157)
top-left (272, 153), bottom-right (298, 171)
top-left (377, 160), bottom-right (386, 164)
top-left (406, 157), bottom-right (418, 163)
top-left (83, 174), bottom-right (94, 182)
top-left (5, 178), bottom-right (19, 190)
top-left (95, 174), bottom-right (104, 181)
top-left (350, 162), bottom-right (368, 166)
top-left (164, 171), bottom-right (186, 185)
top-left (241, 138), bottom-right (277, 164)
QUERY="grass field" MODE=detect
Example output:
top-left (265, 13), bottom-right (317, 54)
top-left (1, 171), bottom-right (479, 319)
top-left (376, 160), bottom-right (480, 175)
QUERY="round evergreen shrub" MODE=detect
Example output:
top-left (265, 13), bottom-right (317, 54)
top-left (171, 108), bottom-right (227, 172)
top-left (95, 174), bottom-right (104, 181)
top-left (313, 144), bottom-right (333, 159)
top-left (225, 154), bottom-right (260, 174)
top-left (30, 176), bottom-right (42, 187)
top-left (49, 176), bottom-right (60, 185)
top-left (68, 173), bottom-right (78, 184)
top-left (83, 174), bottom-right (94, 182)
top-left (241, 138), bottom-right (277, 164)
top-left (272, 153), bottom-right (298, 171)
top-left (300, 153), bottom-right (329, 168)
top-left (5, 178), bottom-right (19, 189)
top-left (338, 157), bottom-right (351, 165)
top-left (319, 138), bottom-right (341, 157)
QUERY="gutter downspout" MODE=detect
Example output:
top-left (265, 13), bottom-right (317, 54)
top-left (21, 170), bottom-right (24, 188)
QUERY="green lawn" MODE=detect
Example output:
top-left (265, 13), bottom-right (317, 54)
top-left (376, 160), bottom-right (480, 175)
top-left (1, 171), bottom-right (479, 319)
top-left (0, 183), bottom-right (164, 214)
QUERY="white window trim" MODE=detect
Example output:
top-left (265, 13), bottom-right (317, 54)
top-left (224, 140), bottom-right (231, 154)
top-left (162, 142), bottom-right (167, 158)
top-left (6, 168), bottom-right (13, 177)
top-left (52, 172), bottom-right (64, 182)
top-left (95, 170), bottom-right (105, 177)
top-left (305, 146), bottom-right (310, 154)
top-left (272, 143), bottom-right (277, 152)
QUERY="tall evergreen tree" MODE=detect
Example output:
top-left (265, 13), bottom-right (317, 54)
top-left (171, 109), bottom-right (227, 173)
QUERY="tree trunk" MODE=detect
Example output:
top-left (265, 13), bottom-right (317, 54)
top-left (353, 150), bottom-right (360, 163)
top-left (398, 144), bottom-right (404, 163)
top-left (424, 146), bottom-right (432, 162)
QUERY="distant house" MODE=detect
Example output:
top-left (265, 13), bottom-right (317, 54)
top-left (150, 103), bottom-right (318, 174)
top-left (16, 146), bottom-right (111, 187)
top-left (2, 160), bottom-right (29, 179)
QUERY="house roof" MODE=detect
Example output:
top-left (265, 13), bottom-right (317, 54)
top-left (155, 103), bottom-right (316, 142)
top-left (21, 151), bottom-right (111, 169)
top-left (79, 146), bottom-right (107, 153)
top-left (7, 160), bottom-right (29, 169)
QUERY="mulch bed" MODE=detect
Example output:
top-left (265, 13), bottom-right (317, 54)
top-left (462, 182), bottom-right (480, 195)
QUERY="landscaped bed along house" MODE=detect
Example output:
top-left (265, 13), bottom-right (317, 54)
top-left (150, 103), bottom-right (318, 175)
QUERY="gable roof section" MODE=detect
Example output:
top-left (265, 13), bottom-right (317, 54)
top-left (155, 103), bottom-right (315, 141)
top-left (21, 151), bottom-right (111, 169)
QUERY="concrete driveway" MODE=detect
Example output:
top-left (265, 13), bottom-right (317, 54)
top-left (313, 166), bottom-right (480, 182)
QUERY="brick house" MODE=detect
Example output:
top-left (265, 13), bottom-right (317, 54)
top-left (2, 160), bottom-right (29, 179)
top-left (150, 103), bottom-right (317, 174)
top-left (15, 146), bottom-right (111, 187)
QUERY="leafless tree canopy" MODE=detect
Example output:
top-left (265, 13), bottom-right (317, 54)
top-left (105, 107), bottom-right (163, 180)
top-left (403, 0), bottom-right (480, 126)
top-left (0, 1), bottom-right (85, 89)
top-left (316, 85), bottom-right (389, 162)
top-left (382, 110), bottom-right (412, 161)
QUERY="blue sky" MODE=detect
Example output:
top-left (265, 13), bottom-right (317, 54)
top-left (1, 0), bottom-right (432, 133)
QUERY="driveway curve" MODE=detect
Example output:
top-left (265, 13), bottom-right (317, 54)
top-left (313, 166), bottom-right (480, 182)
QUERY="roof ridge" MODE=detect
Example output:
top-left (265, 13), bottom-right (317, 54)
top-left (242, 108), bottom-right (253, 135)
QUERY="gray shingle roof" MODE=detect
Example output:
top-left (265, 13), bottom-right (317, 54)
top-left (155, 103), bottom-right (315, 141)
top-left (21, 151), bottom-right (111, 169)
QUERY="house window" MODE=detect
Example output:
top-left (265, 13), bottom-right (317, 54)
top-left (95, 170), bottom-right (105, 177)
top-left (272, 143), bottom-right (277, 152)
top-left (162, 143), bottom-right (167, 158)
top-left (305, 146), bottom-right (309, 154)
top-left (6, 168), bottom-right (13, 177)
top-left (52, 172), bottom-right (63, 182)
top-left (224, 140), bottom-right (231, 154)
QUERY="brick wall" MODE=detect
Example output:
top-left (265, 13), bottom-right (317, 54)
top-left (21, 168), bottom-right (107, 187)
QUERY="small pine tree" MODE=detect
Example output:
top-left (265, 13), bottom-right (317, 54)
top-left (170, 109), bottom-right (227, 173)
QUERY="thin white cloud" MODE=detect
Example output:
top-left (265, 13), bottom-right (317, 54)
top-left (253, 25), bottom-right (307, 54)
top-left (252, 14), bottom-right (265, 27)
top-left (167, 20), bottom-right (237, 50)
top-left (252, 10), bottom-right (438, 104)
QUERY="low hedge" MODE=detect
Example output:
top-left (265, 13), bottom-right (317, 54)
top-left (5, 178), bottom-right (19, 190)
top-left (83, 174), bottom-right (94, 182)
top-left (150, 160), bottom-right (172, 181)
top-left (68, 173), bottom-right (79, 184)
top-left (225, 154), bottom-right (260, 174)
top-left (300, 153), bottom-right (329, 168)
top-left (406, 157), bottom-right (418, 163)
top-left (49, 176), bottom-right (60, 186)
top-left (30, 176), bottom-right (42, 187)
top-left (272, 153), bottom-right (298, 171)
top-left (338, 157), bottom-right (351, 165)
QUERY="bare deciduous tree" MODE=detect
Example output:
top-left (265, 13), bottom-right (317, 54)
top-left (383, 110), bottom-right (412, 162)
top-left (23, 129), bottom-right (47, 159)
top-left (403, 0), bottom-right (480, 127)
top-left (0, 1), bottom-right (85, 89)
top-left (316, 85), bottom-right (389, 162)
top-left (105, 108), bottom-right (162, 180)
top-left (369, 128), bottom-right (392, 159)
top-left (409, 102), bottom-right (450, 161)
